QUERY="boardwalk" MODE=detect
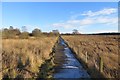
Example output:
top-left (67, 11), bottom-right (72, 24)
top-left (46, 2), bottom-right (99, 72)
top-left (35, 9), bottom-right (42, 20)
top-left (53, 37), bottom-right (90, 79)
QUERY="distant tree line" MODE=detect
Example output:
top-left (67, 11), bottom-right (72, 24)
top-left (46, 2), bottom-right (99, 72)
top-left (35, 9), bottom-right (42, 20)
top-left (2, 26), bottom-right (59, 39)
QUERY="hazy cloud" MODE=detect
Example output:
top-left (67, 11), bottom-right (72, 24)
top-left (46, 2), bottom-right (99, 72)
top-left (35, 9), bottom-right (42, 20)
top-left (81, 8), bottom-right (117, 17)
top-left (52, 8), bottom-right (117, 29)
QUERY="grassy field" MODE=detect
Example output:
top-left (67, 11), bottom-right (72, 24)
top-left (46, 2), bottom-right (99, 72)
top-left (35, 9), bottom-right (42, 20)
top-left (62, 35), bottom-right (118, 78)
top-left (1, 36), bottom-right (58, 78)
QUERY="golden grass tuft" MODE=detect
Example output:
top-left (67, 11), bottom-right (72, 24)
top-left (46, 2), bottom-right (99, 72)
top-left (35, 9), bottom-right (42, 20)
top-left (1, 36), bottom-right (58, 78)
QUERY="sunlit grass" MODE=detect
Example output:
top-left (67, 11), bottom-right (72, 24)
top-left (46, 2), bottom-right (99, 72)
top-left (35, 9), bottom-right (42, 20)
top-left (62, 35), bottom-right (118, 78)
top-left (2, 36), bottom-right (58, 78)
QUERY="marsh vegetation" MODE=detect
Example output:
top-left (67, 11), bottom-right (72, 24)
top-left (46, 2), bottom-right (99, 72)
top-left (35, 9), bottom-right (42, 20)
top-left (62, 35), bottom-right (119, 78)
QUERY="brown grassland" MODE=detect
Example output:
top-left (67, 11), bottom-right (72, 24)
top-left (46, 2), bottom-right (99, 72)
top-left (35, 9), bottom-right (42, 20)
top-left (1, 34), bottom-right (119, 79)
top-left (1, 36), bottom-right (58, 78)
top-left (62, 35), bottom-right (119, 78)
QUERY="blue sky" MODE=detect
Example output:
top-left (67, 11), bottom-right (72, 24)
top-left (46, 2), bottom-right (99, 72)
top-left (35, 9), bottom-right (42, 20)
top-left (1, 0), bottom-right (119, 2)
top-left (2, 2), bottom-right (118, 33)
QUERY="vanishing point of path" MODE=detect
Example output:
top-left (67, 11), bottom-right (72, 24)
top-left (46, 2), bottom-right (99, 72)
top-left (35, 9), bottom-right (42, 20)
top-left (53, 37), bottom-right (90, 79)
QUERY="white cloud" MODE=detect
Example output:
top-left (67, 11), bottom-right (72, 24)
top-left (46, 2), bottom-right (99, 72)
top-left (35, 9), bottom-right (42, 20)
top-left (82, 8), bottom-right (117, 17)
top-left (52, 8), bottom-right (118, 31)
top-left (70, 14), bottom-right (81, 19)
top-left (53, 17), bottom-right (117, 29)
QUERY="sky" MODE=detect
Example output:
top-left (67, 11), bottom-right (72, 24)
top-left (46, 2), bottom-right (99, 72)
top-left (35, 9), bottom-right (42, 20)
top-left (2, 2), bottom-right (118, 33)
top-left (1, 0), bottom-right (119, 2)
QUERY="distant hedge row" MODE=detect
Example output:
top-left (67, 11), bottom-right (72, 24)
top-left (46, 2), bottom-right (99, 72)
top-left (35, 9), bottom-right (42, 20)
top-left (2, 26), bottom-right (59, 39)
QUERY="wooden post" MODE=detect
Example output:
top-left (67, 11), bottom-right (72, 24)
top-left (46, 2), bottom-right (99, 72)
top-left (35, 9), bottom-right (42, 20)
top-left (99, 56), bottom-right (103, 72)
top-left (73, 41), bottom-right (75, 50)
top-left (93, 59), bottom-right (96, 72)
top-left (78, 45), bottom-right (80, 54)
top-left (85, 52), bottom-right (88, 63)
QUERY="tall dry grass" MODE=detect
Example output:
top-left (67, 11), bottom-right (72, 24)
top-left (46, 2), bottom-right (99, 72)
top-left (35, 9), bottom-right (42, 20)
top-left (1, 36), bottom-right (58, 78)
top-left (62, 35), bottom-right (118, 78)
top-left (0, 34), bottom-right (2, 79)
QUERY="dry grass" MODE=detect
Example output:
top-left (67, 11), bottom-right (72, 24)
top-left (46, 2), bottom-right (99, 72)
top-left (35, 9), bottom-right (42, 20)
top-left (0, 37), bottom-right (2, 79)
top-left (1, 36), bottom-right (58, 78)
top-left (62, 35), bottom-right (118, 78)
